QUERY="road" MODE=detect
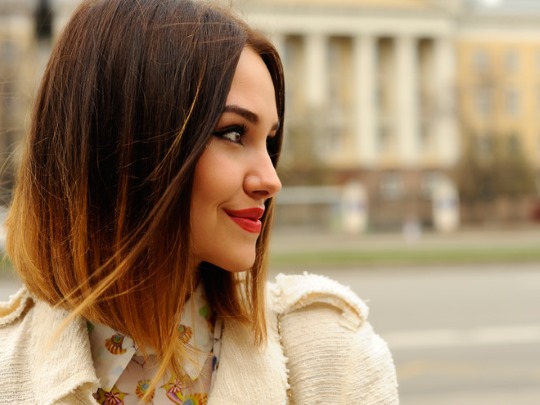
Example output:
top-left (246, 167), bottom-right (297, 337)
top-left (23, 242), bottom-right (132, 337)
top-left (2, 262), bottom-right (539, 403)
top-left (270, 262), bottom-right (540, 405)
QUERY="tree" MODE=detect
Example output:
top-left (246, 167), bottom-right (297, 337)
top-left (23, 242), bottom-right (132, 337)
top-left (278, 107), bottom-right (332, 186)
top-left (455, 131), bottom-right (536, 222)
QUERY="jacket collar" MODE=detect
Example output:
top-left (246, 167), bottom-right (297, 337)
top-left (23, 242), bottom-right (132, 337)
top-left (30, 298), bottom-right (99, 405)
top-left (208, 296), bottom-right (289, 405)
top-left (18, 273), bottom-right (367, 404)
top-left (27, 292), bottom-right (288, 405)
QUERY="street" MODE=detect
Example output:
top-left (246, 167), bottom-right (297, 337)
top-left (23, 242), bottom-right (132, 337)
top-left (2, 260), bottom-right (539, 403)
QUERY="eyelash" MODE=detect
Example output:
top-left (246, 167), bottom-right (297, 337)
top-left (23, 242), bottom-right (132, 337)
top-left (213, 124), bottom-right (248, 145)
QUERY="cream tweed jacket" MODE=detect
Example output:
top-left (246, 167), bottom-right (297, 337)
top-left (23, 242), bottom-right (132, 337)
top-left (0, 273), bottom-right (398, 404)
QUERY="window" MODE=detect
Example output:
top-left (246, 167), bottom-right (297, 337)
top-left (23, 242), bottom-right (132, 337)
top-left (421, 172), bottom-right (443, 198)
top-left (504, 50), bottom-right (519, 73)
top-left (505, 87), bottom-right (520, 116)
top-left (475, 135), bottom-right (493, 157)
top-left (379, 172), bottom-right (404, 200)
top-left (473, 49), bottom-right (489, 73)
top-left (475, 86), bottom-right (492, 116)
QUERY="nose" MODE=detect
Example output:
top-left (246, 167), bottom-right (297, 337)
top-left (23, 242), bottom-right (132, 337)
top-left (244, 152), bottom-right (282, 200)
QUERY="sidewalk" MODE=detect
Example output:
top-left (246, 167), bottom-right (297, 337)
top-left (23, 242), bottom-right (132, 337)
top-left (270, 226), bottom-right (540, 253)
top-left (269, 226), bottom-right (540, 268)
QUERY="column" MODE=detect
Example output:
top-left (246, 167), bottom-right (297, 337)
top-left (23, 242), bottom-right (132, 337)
top-left (395, 35), bottom-right (419, 167)
top-left (433, 36), bottom-right (458, 166)
top-left (353, 34), bottom-right (377, 167)
top-left (304, 33), bottom-right (327, 110)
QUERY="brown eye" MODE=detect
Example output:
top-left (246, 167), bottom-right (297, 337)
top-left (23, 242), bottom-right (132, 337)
top-left (221, 130), bottom-right (243, 143)
top-left (213, 125), bottom-right (247, 145)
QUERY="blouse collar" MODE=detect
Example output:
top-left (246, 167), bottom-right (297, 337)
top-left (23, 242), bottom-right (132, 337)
top-left (87, 283), bottom-right (215, 391)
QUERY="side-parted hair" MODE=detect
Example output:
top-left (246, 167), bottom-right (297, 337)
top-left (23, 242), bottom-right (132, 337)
top-left (6, 0), bottom-right (284, 384)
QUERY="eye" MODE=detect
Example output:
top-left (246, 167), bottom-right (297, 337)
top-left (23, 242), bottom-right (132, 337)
top-left (213, 125), bottom-right (247, 145)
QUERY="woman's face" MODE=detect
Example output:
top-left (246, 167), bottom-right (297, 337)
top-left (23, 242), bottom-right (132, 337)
top-left (190, 46), bottom-right (281, 272)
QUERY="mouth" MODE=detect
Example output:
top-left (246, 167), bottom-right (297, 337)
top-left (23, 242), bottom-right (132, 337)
top-left (224, 208), bottom-right (264, 234)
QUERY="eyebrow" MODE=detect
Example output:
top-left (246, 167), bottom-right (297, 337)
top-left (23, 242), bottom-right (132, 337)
top-left (222, 104), bottom-right (280, 132)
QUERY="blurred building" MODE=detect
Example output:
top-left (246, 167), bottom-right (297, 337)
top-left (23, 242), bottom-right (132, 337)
top-left (0, 0), bottom-right (38, 204)
top-left (240, 0), bottom-right (462, 229)
top-left (240, 0), bottom-right (540, 229)
top-left (0, 0), bottom-right (82, 204)
top-left (1, 0), bottom-right (539, 229)
top-left (456, 1), bottom-right (540, 223)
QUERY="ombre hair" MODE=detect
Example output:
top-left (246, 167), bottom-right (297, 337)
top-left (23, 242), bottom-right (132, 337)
top-left (6, 0), bottom-right (284, 385)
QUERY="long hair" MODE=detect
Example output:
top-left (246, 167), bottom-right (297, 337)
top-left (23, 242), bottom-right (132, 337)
top-left (6, 0), bottom-right (284, 385)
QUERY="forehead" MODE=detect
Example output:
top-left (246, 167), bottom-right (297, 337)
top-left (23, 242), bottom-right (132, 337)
top-left (225, 47), bottom-right (278, 122)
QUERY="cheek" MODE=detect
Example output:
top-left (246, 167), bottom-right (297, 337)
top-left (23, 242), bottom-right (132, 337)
top-left (193, 149), bottom-right (220, 197)
top-left (191, 148), bottom-right (241, 209)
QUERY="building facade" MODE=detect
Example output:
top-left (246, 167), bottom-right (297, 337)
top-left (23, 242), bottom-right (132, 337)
top-left (0, 0), bottom-right (38, 204)
top-left (239, 0), bottom-right (461, 228)
top-left (455, 1), bottom-right (540, 223)
top-left (1, 0), bottom-right (539, 228)
top-left (458, 3), bottom-right (540, 173)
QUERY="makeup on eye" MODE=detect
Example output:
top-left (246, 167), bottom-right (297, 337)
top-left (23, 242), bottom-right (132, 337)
top-left (216, 104), bottom-right (280, 138)
top-left (213, 124), bottom-right (248, 145)
top-left (213, 121), bottom-right (279, 147)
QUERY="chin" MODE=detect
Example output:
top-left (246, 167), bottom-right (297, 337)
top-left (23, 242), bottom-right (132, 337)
top-left (213, 250), bottom-right (257, 273)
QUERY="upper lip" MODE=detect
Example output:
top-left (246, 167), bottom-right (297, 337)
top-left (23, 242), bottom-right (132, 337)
top-left (224, 207), bottom-right (265, 220)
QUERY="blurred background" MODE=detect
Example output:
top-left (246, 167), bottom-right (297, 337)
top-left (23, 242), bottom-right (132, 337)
top-left (1, 0), bottom-right (540, 403)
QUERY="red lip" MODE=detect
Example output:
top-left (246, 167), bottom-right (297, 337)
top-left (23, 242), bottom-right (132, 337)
top-left (225, 208), bottom-right (265, 233)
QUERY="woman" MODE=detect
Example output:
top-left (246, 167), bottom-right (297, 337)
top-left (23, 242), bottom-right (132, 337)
top-left (0, 0), bottom-right (398, 404)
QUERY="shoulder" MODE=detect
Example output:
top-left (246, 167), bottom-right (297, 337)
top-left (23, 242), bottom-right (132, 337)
top-left (268, 272), bottom-right (369, 325)
top-left (0, 287), bottom-right (99, 405)
top-left (268, 273), bottom-right (399, 405)
top-left (0, 286), bottom-right (77, 340)
top-left (0, 288), bottom-right (37, 365)
top-left (0, 287), bottom-right (33, 327)
top-left (0, 288), bottom-right (40, 404)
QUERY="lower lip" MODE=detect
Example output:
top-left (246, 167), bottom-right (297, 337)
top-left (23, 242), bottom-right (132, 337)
top-left (228, 216), bottom-right (262, 233)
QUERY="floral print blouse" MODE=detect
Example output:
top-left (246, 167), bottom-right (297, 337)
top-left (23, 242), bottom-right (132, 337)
top-left (87, 284), bottom-right (221, 405)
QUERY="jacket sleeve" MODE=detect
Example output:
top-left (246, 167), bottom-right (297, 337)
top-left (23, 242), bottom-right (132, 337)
top-left (273, 273), bottom-right (399, 405)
